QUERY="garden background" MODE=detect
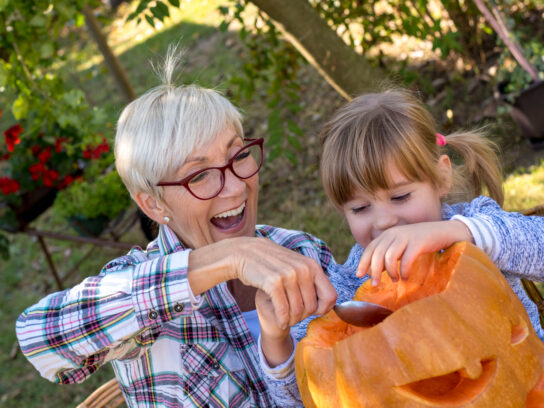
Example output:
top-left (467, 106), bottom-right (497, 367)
top-left (1, 0), bottom-right (543, 406)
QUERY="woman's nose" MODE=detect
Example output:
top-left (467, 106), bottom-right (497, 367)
top-left (219, 168), bottom-right (246, 196)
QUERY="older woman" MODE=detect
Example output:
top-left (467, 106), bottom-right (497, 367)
top-left (15, 51), bottom-right (337, 407)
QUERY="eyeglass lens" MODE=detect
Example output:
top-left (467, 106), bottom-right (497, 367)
top-left (187, 144), bottom-right (262, 199)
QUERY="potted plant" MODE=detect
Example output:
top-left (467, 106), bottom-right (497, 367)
top-left (53, 167), bottom-right (132, 237)
top-left (473, 0), bottom-right (544, 147)
top-left (0, 115), bottom-right (110, 233)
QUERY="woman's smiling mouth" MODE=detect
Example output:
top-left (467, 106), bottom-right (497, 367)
top-left (211, 202), bottom-right (246, 230)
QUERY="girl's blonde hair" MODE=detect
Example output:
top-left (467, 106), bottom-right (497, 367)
top-left (320, 89), bottom-right (504, 208)
top-left (115, 45), bottom-right (243, 199)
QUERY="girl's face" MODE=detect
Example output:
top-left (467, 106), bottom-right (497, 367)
top-left (342, 161), bottom-right (450, 249)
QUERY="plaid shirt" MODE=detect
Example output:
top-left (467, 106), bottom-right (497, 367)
top-left (16, 224), bottom-right (333, 407)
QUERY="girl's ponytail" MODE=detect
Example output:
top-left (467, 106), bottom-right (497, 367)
top-left (444, 130), bottom-right (504, 206)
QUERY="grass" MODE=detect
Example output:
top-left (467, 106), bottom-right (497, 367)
top-left (503, 159), bottom-right (544, 212)
top-left (1, 1), bottom-right (544, 407)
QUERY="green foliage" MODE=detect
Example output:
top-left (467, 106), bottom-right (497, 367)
top-left (221, 1), bottom-right (305, 163)
top-left (497, 40), bottom-right (544, 103)
top-left (309, 0), bottom-right (466, 60)
top-left (54, 168), bottom-right (131, 221)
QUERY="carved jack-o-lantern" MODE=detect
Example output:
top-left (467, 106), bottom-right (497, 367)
top-left (295, 242), bottom-right (544, 407)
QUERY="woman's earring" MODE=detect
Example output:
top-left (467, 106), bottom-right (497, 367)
top-left (164, 216), bottom-right (170, 224)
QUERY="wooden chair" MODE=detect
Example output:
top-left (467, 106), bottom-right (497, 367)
top-left (77, 378), bottom-right (125, 408)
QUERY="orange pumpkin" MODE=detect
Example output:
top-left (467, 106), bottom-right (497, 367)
top-left (295, 242), bottom-right (544, 407)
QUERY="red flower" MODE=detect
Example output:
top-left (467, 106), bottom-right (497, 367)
top-left (43, 170), bottom-right (58, 187)
top-left (4, 124), bottom-right (23, 152)
top-left (58, 174), bottom-right (75, 189)
top-left (55, 137), bottom-right (68, 153)
top-left (0, 177), bottom-right (20, 195)
top-left (83, 137), bottom-right (110, 160)
top-left (38, 146), bottom-right (52, 163)
top-left (31, 145), bottom-right (41, 156)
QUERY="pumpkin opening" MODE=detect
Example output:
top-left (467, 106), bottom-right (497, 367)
top-left (354, 245), bottom-right (460, 311)
top-left (397, 359), bottom-right (496, 406)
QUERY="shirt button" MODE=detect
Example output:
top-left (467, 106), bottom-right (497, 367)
top-left (212, 362), bottom-right (220, 370)
top-left (173, 303), bottom-right (184, 313)
top-left (148, 310), bottom-right (159, 320)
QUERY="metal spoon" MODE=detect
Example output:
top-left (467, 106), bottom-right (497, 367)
top-left (333, 300), bottom-right (393, 327)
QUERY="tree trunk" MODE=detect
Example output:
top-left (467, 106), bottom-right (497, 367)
top-left (82, 5), bottom-right (136, 102)
top-left (249, 0), bottom-right (384, 100)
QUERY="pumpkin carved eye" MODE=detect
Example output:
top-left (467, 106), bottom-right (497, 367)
top-left (511, 320), bottom-right (529, 345)
top-left (295, 242), bottom-right (544, 408)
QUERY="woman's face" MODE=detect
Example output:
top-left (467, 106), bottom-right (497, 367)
top-left (161, 127), bottom-right (259, 248)
top-left (342, 164), bottom-right (447, 249)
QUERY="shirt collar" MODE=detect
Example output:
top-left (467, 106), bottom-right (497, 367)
top-left (156, 223), bottom-right (188, 255)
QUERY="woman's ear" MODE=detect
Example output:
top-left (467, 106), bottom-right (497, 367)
top-left (437, 154), bottom-right (453, 197)
top-left (134, 192), bottom-right (169, 224)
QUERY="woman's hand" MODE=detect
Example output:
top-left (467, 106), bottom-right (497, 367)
top-left (233, 238), bottom-right (336, 329)
top-left (357, 220), bottom-right (473, 285)
top-left (255, 289), bottom-right (293, 367)
top-left (189, 237), bottom-right (337, 330)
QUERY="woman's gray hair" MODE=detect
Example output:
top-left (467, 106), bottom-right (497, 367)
top-left (114, 45), bottom-right (243, 199)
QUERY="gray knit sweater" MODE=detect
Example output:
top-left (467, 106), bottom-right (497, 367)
top-left (262, 195), bottom-right (544, 407)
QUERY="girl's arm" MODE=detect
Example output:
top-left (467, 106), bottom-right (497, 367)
top-left (448, 196), bottom-right (544, 280)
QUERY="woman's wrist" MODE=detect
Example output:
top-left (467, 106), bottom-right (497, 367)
top-left (187, 240), bottom-right (239, 295)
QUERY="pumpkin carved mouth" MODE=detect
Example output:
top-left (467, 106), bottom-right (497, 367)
top-left (397, 359), bottom-right (497, 406)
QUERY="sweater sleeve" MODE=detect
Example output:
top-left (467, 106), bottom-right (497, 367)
top-left (254, 227), bottom-right (335, 407)
top-left (15, 247), bottom-right (197, 384)
top-left (447, 196), bottom-right (544, 280)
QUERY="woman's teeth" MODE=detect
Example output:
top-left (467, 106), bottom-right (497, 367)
top-left (214, 202), bottom-right (245, 219)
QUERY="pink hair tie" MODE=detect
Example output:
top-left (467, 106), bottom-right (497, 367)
top-left (436, 133), bottom-right (447, 146)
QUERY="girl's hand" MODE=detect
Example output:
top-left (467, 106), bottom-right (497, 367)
top-left (356, 220), bottom-right (473, 285)
top-left (255, 289), bottom-right (293, 367)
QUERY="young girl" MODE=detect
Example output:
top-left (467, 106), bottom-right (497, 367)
top-left (319, 88), bottom-right (544, 335)
top-left (257, 88), bottom-right (544, 407)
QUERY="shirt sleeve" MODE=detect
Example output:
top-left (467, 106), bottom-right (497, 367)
top-left (258, 333), bottom-right (304, 407)
top-left (15, 247), bottom-right (196, 384)
top-left (448, 196), bottom-right (544, 280)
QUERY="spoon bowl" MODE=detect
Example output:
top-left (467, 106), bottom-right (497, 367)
top-left (333, 300), bottom-right (393, 327)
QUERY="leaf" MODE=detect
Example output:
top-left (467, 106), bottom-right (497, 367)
top-left (40, 42), bottom-right (55, 59)
top-left (74, 13), bottom-right (85, 27)
top-left (58, 113), bottom-right (82, 128)
top-left (62, 89), bottom-right (85, 108)
top-left (29, 15), bottom-right (47, 27)
top-left (0, 61), bottom-right (8, 87)
top-left (0, 0), bottom-right (7, 12)
top-left (287, 119), bottom-right (302, 136)
top-left (150, 1), bottom-right (170, 21)
top-left (167, 0), bottom-right (180, 7)
top-left (284, 150), bottom-right (297, 166)
top-left (12, 95), bottom-right (29, 120)
top-left (145, 13), bottom-right (156, 27)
